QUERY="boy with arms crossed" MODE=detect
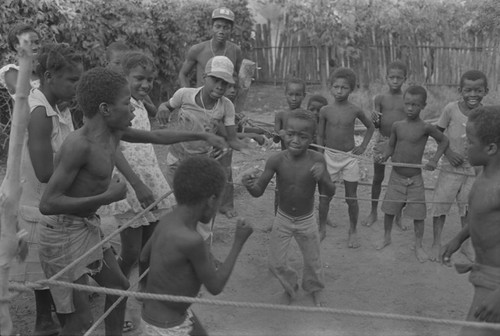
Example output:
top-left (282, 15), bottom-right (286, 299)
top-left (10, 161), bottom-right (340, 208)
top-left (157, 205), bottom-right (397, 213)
top-left (363, 61), bottom-right (408, 229)
top-left (317, 68), bottom-right (375, 247)
top-left (243, 109), bottom-right (336, 306)
top-left (140, 157), bottom-right (253, 335)
top-left (376, 86), bottom-right (448, 263)
top-left (442, 106), bottom-right (500, 335)
top-left (38, 68), bottom-right (226, 336)
top-left (429, 70), bottom-right (488, 262)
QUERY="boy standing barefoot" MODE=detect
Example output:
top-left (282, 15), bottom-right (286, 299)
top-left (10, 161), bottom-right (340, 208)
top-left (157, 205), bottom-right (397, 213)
top-left (317, 68), bottom-right (375, 248)
top-left (429, 70), bottom-right (488, 262)
top-left (243, 109), bottom-right (335, 306)
top-left (140, 157), bottom-right (253, 335)
top-left (363, 61), bottom-right (407, 229)
top-left (376, 86), bottom-right (448, 263)
top-left (442, 106), bottom-right (500, 335)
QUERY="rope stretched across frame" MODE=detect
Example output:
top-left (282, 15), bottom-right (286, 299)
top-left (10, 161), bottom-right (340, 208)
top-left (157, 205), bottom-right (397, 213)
top-left (8, 281), bottom-right (500, 332)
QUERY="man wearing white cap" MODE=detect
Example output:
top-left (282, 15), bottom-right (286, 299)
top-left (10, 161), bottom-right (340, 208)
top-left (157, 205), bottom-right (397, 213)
top-left (178, 7), bottom-right (243, 89)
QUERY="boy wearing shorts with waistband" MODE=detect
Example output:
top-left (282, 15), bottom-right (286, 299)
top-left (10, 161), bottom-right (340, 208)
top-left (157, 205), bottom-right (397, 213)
top-left (429, 70), bottom-right (487, 262)
top-left (317, 68), bottom-right (374, 247)
top-left (38, 67), bottom-right (226, 335)
top-left (243, 109), bottom-right (336, 306)
top-left (363, 61), bottom-right (408, 229)
top-left (376, 85), bottom-right (449, 263)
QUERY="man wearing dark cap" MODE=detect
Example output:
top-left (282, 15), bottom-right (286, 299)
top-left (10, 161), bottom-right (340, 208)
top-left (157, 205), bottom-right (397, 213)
top-left (178, 7), bottom-right (243, 88)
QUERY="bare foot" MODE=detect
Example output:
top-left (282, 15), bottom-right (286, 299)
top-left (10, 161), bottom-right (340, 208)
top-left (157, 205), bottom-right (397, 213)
top-left (394, 216), bottom-right (408, 231)
top-left (348, 231), bottom-right (360, 248)
top-left (326, 218), bottom-right (337, 228)
top-left (362, 211), bottom-right (377, 227)
top-left (319, 226), bottom-right (326, 242)
top-left (460, 241), bottom-right (475, 262)
top-left (415, 247), bottom-right (429, 263)
top-left (376, 236), bottom-right (391, 250)
top-left (219, 207), bottom-right (238, 219)
top-left (34, 317), bottom-right (60, 336)
top-left (429, 244), bottom-right (441, 262)
top-left (312, 291), bottom-right (326, 307)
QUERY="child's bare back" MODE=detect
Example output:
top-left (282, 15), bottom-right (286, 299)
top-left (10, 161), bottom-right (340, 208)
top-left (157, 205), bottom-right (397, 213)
top-left (468, 172), bottom-right (500, 267)
top-left (320, 102), bottom-right (364, 151)
top-left (142, 211), bottom-right (204, 322)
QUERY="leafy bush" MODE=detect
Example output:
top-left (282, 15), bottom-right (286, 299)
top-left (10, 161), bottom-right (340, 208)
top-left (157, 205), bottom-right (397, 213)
top-left (0, 0), bottom-right (254, 157)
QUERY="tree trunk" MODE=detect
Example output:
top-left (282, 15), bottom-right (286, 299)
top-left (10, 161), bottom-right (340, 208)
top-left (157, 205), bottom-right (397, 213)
top-left (0, 39), bottom-right (33, 336)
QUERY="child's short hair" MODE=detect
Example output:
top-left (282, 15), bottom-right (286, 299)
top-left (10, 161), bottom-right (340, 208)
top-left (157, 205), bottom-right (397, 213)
top-left (8, 24), bottom-right (39, 52)
top-left (460, 70), bottom-right (488, 89)
top-left (35, 43), bottom-right (83, 83)
top-left (329, 67), bottom-right (356, 90)
top-left (285, 77), bottom-right (306, 93)
top-left (105, 41), bottom-right (129, 60)
top-left (120, 51), bottom-right (157, 75)
top-left (76, 67), bottom-right (128, 118)
top-left (468, 106), bottom-right (500, 145)
top-left (387, 60), bottom-right (408, 77)
top-left (307, 94), bottom-right (328, 107)
top-left (286, 108), bottom-right (317, 134)
top-left (404, 85), bottom-right (427, 104)
top-left (173, 157), bottom-right (226, 206)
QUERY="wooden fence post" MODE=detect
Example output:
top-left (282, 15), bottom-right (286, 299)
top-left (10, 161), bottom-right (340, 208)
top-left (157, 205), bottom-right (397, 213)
top-left (0, 35), bottom-right (33, 336)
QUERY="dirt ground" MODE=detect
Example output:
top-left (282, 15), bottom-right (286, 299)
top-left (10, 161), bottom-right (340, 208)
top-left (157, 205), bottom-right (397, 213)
top-left (7, 84), bottom-right (475, 336)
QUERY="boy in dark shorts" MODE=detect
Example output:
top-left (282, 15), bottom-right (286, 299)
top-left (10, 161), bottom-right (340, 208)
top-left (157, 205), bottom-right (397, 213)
top-left (376, 85), bottom-right (449, 263)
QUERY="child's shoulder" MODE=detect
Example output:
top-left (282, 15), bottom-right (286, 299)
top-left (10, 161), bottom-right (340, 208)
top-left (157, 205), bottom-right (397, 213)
top-left (307, 149), bottom-right (326, 162)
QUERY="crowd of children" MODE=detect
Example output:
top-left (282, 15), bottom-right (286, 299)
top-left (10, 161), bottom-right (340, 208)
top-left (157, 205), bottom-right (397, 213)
top-left (3, 6), bottom-right (500, 336)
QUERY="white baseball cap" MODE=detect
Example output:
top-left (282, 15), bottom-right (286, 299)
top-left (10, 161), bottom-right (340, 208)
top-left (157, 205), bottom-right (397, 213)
top-left (205, 56), bottom-right (235, 84)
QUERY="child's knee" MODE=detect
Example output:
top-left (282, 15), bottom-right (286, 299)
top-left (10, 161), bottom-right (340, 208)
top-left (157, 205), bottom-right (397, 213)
top-left (345, 198), bottom-right (358, 207)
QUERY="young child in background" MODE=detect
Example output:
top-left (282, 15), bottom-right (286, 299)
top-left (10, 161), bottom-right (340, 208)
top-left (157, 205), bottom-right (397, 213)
top-left (429, 70), bottom-right (488, 262)
top-left (217, 81), bottom-right (265, 218)
top-left (243, 109), bottom-right (336, 306)
top-left (317, 68), bottom-right (374, 247)
top-left (363, 61), bottom-right (408, 229)
top-left (37, 67), bottom-right (226, 336)
top-left (7, 23), bottom-right (41, 88)
top-left (140, 157), bottom-right (253, 336)
top-left (307, 94), bottom-right (328, 124)
top-left (441, 107), bottom-right (500, 336)
top-left (105, 41), bottom-right (157, 117)
top-left (376, 85), bottom-right (448, 263)
top-left (9, 43), bottom-right (83, 335)
top-left (274, 77), bottom-right (306, 150)
top-left (306, 94), bottom-right (333, 233)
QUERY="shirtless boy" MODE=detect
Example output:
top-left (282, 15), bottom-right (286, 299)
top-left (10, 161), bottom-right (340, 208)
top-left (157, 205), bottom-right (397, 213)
top-left (317, 68), bottom-right (374, 247)
top-left (37, 67), bottom-right (226, 335)
top-left (178, 7), bottom-right (242, 88)
top-left (442, 106), bottom-right (500, 336)
top-left (363, 61), bottom-right (408, 229)
top-left (274, 77), bottom-right (307, 150)
top-left (376, 85), bottom-right (448, 263)
top-left (243, 109), bottom-right (336, 306)
top-left (140, 157), bottom-right (253, 335)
